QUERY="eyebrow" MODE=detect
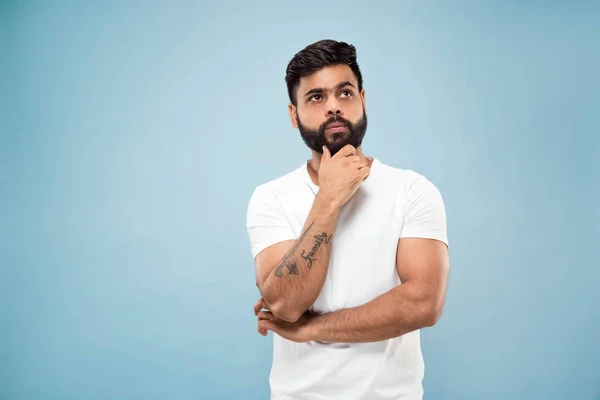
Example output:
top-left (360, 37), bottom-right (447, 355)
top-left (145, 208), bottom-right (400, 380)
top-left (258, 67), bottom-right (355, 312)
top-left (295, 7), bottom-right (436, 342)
top-left (304, 81), bottom-right (356, 97)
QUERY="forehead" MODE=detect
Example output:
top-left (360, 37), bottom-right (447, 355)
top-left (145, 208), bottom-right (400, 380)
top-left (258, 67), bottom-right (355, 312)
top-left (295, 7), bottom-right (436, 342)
top-left (297, 65), bottom-right (358, 92)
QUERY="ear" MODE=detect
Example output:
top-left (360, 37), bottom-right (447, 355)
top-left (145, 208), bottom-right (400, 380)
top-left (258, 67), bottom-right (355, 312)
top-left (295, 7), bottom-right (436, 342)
top-left (360, 88), bottom-right (367, 113)
top-left (288, 103), bottom-right (299, 129)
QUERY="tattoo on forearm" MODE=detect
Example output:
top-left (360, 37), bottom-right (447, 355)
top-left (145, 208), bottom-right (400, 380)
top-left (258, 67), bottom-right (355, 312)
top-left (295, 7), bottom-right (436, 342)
top-left (275, 258), bottom-right (299, 277)
top-left (274, 222), bottom-right (313, 277)
top-left (300, 232), bottom-right (332, 269)
top-left (273, 222), bottom-right (331, 277)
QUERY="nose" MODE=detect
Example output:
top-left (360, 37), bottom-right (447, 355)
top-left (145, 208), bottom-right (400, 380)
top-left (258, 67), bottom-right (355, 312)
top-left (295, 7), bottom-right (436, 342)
top-left (325, 97), bottom-right (343, 116)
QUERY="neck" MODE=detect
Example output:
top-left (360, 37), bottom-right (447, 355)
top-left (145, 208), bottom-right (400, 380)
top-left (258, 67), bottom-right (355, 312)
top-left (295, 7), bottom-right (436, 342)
top-left (306, 146), bottom-right (373, 186)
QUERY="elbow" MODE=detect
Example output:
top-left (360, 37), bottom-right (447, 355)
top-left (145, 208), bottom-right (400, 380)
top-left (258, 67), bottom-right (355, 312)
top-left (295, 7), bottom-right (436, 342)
top-left (422, 299), bottom-right (445, 327)
top-left (258, 284), bottom-right (304, 323)
top-left (270, 304), bottom-right (304, 323)
top-left (263, 295), bottom-right (303, 322)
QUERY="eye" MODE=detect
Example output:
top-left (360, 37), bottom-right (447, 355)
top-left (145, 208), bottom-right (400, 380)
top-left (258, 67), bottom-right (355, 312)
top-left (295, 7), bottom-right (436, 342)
top-left (308, 94), bottom-right (324, 102)
top-left (339, 90), bottom-right (352, 98)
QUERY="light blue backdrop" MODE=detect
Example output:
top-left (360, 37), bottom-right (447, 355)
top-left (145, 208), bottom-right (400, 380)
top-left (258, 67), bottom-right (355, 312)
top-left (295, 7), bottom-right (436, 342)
top-left (1, 1), bottom-right (599, 399)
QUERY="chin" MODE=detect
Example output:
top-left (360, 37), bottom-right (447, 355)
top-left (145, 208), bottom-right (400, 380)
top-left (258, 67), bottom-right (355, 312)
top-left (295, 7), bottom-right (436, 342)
top-left (327, 132), bottom-right (349, 142)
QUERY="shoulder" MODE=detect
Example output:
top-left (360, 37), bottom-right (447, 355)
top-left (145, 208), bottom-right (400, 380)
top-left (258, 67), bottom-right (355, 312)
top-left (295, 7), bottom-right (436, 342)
top-left (247, 164), bottom-right (306, 205)
top-left (374, 160), bottom-right (437, 193)
top-left (373, 160), bottom-right (445, 214)
top-left (375, 161), bottom-right (449, 244)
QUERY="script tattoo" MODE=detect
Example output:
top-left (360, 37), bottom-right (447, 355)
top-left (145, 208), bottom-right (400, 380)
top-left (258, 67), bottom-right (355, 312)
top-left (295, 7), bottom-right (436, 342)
top-left (274, 222), bottom-right (314, 277)
top-left (300, 233), bottom-right (332, 269)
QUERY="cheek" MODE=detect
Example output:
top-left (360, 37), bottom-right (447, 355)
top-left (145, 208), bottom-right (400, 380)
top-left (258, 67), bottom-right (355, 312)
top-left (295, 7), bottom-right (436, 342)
top-left (297, 108), bottom-right (323, 127)
top-left (353, 97), bottom-right (365, 110)
top-left (346, 102), bottom-right (365, 119)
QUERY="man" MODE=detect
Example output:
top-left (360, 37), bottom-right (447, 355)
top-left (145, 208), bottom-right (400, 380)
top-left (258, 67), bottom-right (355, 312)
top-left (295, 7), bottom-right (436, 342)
top-left (245, 39), bottom-right (450, 400)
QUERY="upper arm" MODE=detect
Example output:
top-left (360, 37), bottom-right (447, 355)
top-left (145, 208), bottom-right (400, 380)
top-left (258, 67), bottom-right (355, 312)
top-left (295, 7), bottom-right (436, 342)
top-left (246, 185), bottom-right (297, 286)
top-left (396, 177), bottom-right (450, 313)
top-left (396, 238), bottom-right (449, 299)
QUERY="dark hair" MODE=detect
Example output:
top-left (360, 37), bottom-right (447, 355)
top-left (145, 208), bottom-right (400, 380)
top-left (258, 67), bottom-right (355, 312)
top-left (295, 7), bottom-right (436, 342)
top-left (285, 39), bottom-right (363, 106)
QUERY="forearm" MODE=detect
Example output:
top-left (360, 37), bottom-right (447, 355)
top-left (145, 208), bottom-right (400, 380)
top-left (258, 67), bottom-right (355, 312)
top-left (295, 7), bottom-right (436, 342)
top-left (309, 282), bottom-right (441, 343)
top-left (259, 193), bottom-right (340, 322)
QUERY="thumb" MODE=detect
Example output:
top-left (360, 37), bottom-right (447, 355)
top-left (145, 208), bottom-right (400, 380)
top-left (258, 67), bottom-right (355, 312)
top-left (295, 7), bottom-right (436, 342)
top-left (322, 145), bottom-right (331, 162)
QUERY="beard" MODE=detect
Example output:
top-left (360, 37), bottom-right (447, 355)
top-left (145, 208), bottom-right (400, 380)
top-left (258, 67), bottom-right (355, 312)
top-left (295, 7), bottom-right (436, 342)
top-left (297, 110), bottom-right (368, 157)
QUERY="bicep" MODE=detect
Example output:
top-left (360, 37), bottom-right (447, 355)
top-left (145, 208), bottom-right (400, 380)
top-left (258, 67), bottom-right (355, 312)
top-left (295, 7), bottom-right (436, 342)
top-left (396, 238), bottom-right (449, 288)
top-left (254, 240), bottom-right (295, 286)
top-left (395, 175), bottom-right (449, 293)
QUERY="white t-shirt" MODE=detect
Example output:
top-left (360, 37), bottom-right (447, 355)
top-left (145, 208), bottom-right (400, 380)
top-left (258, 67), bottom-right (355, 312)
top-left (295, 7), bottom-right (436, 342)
top-left (246, 158), bottom-right (448, 400)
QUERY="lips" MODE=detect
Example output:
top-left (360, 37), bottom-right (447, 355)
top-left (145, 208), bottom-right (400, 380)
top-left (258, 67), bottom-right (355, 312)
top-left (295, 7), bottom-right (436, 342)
top-left (326, 122), bottom-right (346, 129)
top-left (324, 122), bottom-right (349, 135)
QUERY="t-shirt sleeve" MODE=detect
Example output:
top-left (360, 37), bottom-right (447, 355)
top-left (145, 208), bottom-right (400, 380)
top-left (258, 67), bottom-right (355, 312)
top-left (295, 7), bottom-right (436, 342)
top-left (246, 185), bottom-right (297, 259)
top-left (399, 176), bottom-right (449, 247)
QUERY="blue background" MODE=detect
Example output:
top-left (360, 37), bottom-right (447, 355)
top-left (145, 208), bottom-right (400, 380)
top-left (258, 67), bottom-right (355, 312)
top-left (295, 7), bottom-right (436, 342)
top-left (1, 1), bottom-right (599, 399)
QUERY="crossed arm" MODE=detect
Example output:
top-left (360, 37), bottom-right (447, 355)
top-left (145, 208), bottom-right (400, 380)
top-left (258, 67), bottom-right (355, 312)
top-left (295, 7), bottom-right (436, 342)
top-left (256, 237), bottom-right (449, 343)
top-left (249, 177), bottom-right (449, 342)
top-left (253, 191), bottom-right (340, 323)
top-left (307, 237), bottom-right (448, 342)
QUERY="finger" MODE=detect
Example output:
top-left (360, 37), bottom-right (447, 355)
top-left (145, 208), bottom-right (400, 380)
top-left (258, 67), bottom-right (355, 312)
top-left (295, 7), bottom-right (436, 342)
top-left (349, 155), bottom-right (361, 163)
top-left (258, 322), bottom-right (268, 336)
top-left (360, 166), bottom-right (371, 181)
top-left (254, 298), bottom-right (267, 315)
top-left (258, 319), bottom-right (274, 334)
top-left (258, 311), bottom-right (275, 321)
top-left (254, 299), bottom-right (261, 315)
top-left (322, 145), bottom-right (331, 162)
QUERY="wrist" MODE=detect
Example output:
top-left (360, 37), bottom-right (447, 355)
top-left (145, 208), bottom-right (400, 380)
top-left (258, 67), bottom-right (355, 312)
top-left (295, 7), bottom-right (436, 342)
top-left (314, 191), bottom-right (341, 213)
top-left (305, 314), bottom-right (324, 342)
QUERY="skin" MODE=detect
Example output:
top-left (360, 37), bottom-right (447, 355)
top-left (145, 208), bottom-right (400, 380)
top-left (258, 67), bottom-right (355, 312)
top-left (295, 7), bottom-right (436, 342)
top-left (290, 65), bottom-right (371, 180)
top-left (256, 238), bottom-right (449, 342)
top-left (253, 65), bottom-right (370, 323)
top-left (254, 64), bottom-right (450, 341)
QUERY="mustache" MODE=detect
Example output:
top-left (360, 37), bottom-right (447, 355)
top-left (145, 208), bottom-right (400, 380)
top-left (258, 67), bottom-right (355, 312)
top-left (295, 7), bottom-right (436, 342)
top-left (320, 115), bottom-right (353, 131)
